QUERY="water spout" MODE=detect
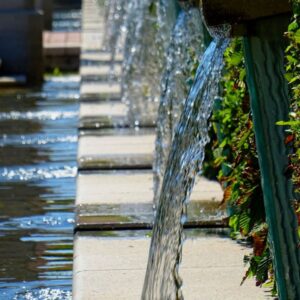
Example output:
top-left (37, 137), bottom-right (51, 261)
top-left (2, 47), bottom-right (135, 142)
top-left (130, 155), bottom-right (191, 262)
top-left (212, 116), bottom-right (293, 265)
top-left (121, 0), bottom-right (178, 127)
top-left (142, 37), bottom-right (229, 299)
top-left (153, 5), bottom-right (205, 206)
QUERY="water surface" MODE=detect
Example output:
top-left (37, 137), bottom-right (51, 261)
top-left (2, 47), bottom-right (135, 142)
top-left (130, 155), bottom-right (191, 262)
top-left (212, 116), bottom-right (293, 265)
top-left (0, 75), bottom-right (79, 300)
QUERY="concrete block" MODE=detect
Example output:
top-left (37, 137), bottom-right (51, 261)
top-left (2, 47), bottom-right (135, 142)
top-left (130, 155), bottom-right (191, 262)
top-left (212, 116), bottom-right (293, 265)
top-left (80, 82), bottom-right (121, 99)
top-left (79, 102), bottom-right (127, 129)
top-left (76, 171), bottom-right (223, 206)
top-left (75, 170), bottom-right (226, 230)
top-left (73, 233), bottom-right (269, 300)
top-left (78, 133), bottom-right (155, 169)
top-left (80, 65), bottom-right (122, 78)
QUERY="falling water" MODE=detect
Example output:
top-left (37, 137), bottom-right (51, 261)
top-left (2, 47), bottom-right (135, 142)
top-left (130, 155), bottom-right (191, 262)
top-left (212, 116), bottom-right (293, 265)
top-left (121, 0), bottom-right (178, 127)
top-left (102, 0), bottom-right (127, 65)
top-left (142, 38), bottom-right (230, 299)
top-left (153, 5), bottom-right (205, 206)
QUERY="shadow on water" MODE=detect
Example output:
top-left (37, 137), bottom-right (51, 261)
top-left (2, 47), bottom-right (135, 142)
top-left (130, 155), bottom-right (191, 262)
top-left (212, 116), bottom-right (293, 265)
top-left (0, 75), bottom-right (79, 299)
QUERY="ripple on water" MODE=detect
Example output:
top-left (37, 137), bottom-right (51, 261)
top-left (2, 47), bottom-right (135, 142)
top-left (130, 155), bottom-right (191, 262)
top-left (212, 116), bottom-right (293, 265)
top-left (0, 166), bottom-right (77, 181)
top-left (12, 288), bottom-right (72, 300)
top-left (0, 73), bottom-right (78, 298)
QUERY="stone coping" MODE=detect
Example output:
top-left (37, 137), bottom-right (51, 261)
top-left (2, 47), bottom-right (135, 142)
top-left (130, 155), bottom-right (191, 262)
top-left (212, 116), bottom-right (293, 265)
top-left (73, 230), bottom-right (269, 300)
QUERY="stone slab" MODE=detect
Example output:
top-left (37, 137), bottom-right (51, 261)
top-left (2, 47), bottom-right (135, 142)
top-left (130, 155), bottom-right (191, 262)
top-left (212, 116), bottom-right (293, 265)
top-left (80, 65), bottom-right (122, 77)
top-left (75, 170), bottom-right (226, 231)
top-left (80, 82), bottom-right (121, 99)
top-left (81, 52), bottom-right (123, 63)
top-left (73, 232), bottom-right (269, 300)
top-left (79, 102), bottom-right (157, 128)
top-left (76, 171), bottom-right (223, 206)
top-left (80, 102), bottom-right (127, 118)
top-left (78, 133), bottom-right (155, 169)
top-left (79, 102), bottom-right (127, 129)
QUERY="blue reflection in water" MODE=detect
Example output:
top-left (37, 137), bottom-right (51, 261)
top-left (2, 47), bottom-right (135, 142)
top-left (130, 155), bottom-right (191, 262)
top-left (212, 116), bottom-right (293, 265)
top-left (0, 75), bottom-right (79, 299)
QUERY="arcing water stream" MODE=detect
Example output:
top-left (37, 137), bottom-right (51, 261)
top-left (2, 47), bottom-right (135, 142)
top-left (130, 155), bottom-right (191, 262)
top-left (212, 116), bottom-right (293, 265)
top-left (142, 38), bottom-right (230, 299)
top-left (121, 0), bottom-right (178, 127)
top-left (102, 1), bottom-right (230, 298)
top-left (153, 4), bottom-right (205, 206)
top-left (102, 0), bottom-right (127, 65)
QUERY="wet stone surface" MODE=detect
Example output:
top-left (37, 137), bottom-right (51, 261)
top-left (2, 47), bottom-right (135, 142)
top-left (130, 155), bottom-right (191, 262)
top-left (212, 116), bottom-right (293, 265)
top-left (75, 202), bottom-right (227, 232)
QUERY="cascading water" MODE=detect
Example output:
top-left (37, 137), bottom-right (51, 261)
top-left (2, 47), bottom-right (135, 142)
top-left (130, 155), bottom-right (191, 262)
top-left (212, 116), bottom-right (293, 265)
top-left (142, 37), bottom-right (230, 299)
top-left (102, 0), bottom-right (127, 65)
top-left (153, 4), bottom-right (205, 206)
top-left (121, 0), bottom-right (178, 127)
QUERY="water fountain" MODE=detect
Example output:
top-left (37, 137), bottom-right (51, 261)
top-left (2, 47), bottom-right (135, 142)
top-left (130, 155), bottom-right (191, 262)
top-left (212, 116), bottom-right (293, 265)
top-left (142, 0), bottom-right (230, 292)
top-left (143, 0), bottom-right (300, 299)
top-left (201, 1), bottom-right (300, 299)
top-left (153, 2), bottom-right (205, 206)
top-left (102, 0), bottom-right (127, 65)
top-left (121, 0), bottom-right (179, 127)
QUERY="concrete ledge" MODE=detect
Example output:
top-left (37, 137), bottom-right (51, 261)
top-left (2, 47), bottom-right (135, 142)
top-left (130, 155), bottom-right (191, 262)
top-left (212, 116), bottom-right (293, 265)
top-left (80, 102), bottom-right (126, 118)
top-left (78, 133), bottom-right (155, 169)
top-left (80, 65), bottom-right (122, 78)
top-left (80, 82), bottom-right (121, 99)
top-left (73, 232), bottom-right (269, 300)
top-left (79, 102), bottom-right (127, 129)
top-left (76, 171), bottom-right (223, 206)
top-left (81, 52), bottom-right (123, 63)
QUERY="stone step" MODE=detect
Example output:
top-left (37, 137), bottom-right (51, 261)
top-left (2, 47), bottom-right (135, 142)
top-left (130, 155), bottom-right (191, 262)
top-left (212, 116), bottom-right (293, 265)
top-left (78, 131), bottom-right (156, 169)
top-left (81, 52), bottom-right (123, 63)
top-left (79, 102), bottom-right (127, 129)
top-left (76, 171), bottom-right (223, 206)
top-left (73, 230), bottom-right (268, 300)
top-left (79, 102), bottom-right (157, 129)
top-left (80, 82), bottom-right (121, 99)
top-left (80, 65), bottom-right (122, 78)
top-left (75, 170), bottom-right (225, 230)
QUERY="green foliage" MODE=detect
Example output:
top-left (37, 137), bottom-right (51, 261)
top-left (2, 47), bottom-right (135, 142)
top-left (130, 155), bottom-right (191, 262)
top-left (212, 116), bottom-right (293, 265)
top-left (204, 38), bottom-right (274, 290)
top-left (284, 2), bottom-right (300, 204)
top-left (204, 3), bottom-right (300, 292)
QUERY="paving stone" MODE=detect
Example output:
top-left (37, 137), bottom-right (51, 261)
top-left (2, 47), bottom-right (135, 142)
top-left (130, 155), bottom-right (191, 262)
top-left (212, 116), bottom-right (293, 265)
top-left (73, 232), bottom-right (269, 300)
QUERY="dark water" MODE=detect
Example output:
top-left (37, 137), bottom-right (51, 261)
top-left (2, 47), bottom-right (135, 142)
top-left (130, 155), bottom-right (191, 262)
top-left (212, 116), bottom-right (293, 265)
top-left (0, 75), bottom-right (79, 299)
